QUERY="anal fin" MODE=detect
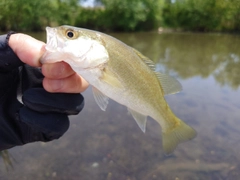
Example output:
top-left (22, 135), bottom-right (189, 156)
top-left (128, 108), bottom-right (147, 133)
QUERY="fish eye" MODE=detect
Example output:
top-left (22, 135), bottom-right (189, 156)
top-left (66, 30), bottom-right (75, 38)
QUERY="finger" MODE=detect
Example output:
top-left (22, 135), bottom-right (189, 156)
top-left (41, 61), bottom-right (74, 79)
top-left (43, 73), bottom-right (89, 93)
top-left (8, 33), bottom-right (45, 67)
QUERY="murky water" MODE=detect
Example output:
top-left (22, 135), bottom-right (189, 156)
top-left (1, 31), bottom-right (240, 180)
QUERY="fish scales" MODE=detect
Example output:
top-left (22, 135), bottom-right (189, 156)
top-left (41, 25), bottom-right (197, 154)
top-left (95, 32), bottom-right (165, 116)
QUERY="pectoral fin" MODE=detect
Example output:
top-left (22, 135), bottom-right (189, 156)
top-left (102, 68), bottom-right (122, 88)
top-left (92, 87), bottom-right (109, 111)
top-left (128, 108), bottom-right (147, 133)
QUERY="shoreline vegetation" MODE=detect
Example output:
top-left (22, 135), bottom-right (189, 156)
top-left (0, 0), bottom-right (240, 33)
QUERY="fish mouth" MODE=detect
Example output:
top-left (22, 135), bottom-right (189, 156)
top-left (45, 27), bottom-right (58, 52)
top-left (40, 27), bottom-right (62, 64)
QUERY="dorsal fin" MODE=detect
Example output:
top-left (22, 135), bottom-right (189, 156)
top-left (132, 48), bottom-right (156, 71)
top-left (156, 72), bottom-right (182, 95)
top-left (132, 47), bottom-right (182, 95)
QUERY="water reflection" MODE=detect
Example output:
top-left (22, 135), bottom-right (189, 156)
top-left (159, 34), bottom-right (240, 89)
top-left (0, 150), bottom-right (14, 170)
top-left (113, 32), bottom-right (240, 89)
top-left (1, 31), bottom-right (240, 179)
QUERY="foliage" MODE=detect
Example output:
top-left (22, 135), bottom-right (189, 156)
top-left (1, 0), bottom-right (240, 32)
top-left (55, 0), bottom-right (80, 25)
top-left (0, 0), bottom-right (53, 31)
top-left (0, 0), bottom-right (79, 31)
top-left (0, 0), bottom-right (164, 32)
top-left (76, 0), bottom-right (164, 32)
top-left (101, 0), bottom-right (163, 31)
top-left (75, 7), bottom-right (106, 31)
top-left (162, 0), bottom-right (240, 32)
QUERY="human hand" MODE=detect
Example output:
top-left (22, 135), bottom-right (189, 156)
top-left (8, 33), bottom-right (89, 93)
top-left (0, 32), bottom-right (87, 150)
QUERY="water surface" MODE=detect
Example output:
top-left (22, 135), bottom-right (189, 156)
top-left (1, 31), bottom-right (240, 180)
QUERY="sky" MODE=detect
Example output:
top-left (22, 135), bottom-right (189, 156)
top-left (81, 0), bottom-right (95, 7)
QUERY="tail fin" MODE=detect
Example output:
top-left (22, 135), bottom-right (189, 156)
top-left (162, 120), bottom-right (196, 155)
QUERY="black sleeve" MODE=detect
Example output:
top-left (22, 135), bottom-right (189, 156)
top-left (0, 32), bottom-right (23, 72)
top-left (0, 33), bottom-right (84, 151)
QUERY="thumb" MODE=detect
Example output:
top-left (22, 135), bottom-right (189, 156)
top-left (8, 33), bottom-right (46, 67)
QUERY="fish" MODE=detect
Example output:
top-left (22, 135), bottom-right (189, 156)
top-left (40, 25), bottom-right (197, 154)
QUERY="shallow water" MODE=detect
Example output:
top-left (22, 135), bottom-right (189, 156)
top-left (1, 31), bottom-right (240, 180)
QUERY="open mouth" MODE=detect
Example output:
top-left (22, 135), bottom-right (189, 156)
top-left (45, 27), bottom-right (58, 52)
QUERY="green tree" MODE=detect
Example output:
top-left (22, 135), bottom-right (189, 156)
top-left (0, 0), bottom-right (56, 31)
top-left (163, 0), bottom-right (240, 32)
top-left (55, 0), bottom-right (79, 25)
top-left (95, 0), bottom-right (164, 31)
top-left (0, 0), bottom-right (80, 31)
top-left (75, 7), bottom-right (106, 31)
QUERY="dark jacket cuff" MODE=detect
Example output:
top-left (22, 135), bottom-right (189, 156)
top-left (0, 32), bottom-right (23, 72)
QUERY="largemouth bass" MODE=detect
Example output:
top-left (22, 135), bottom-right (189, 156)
top-left (41, 25), bottom-right (196, 154)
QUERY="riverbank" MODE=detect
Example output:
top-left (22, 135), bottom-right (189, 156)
top-left (0, 0), bottom-right (239, 33)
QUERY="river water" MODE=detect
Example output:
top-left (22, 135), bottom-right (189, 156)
top-left (1, 31), bottom-right (240, 180)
